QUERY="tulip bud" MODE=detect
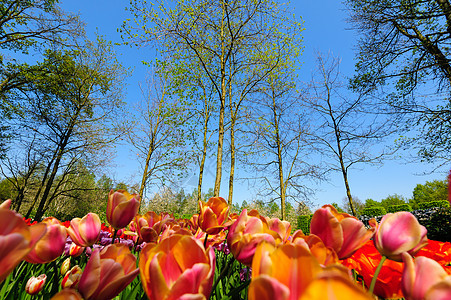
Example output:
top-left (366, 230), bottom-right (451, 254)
top-left (374, 211), bottom-right (428, 261)
top-left (107, 190), bottom-right (140, 230)
top-left (25, 274), bottom-right (46, 295)
top-left (61, 257), bottom-right (71, 275)
top-left (61, 265), bottom-right (83, 289)
top-left (69, 242), bottom-right (85, 257)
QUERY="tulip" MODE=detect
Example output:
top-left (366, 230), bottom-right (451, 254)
top-left (25, 217), bottom-right (67, 264)
top-left (67, 213), bottom-right (101, 247)
top-left (25, 274), bottom-right (46, 295)
top-left (374, 211), bottom-right (428, 261)
top-left (249, 241), bottom-right (372, 300)
top-left (310, 204), bottom-right (374, 259)
top-left (227, 209), bottom-right (277, 266)
top-left (68, 242), bottom-right (85, 257)
top-left (62, 265), bottom-right (83, 289)
top-left (139, 234), bottom-right (215, 300)
top-left (291, 230), bottom-right (339, 266)
top-left (107, 190), bottom-right (140, 230)
top-left (198, 196), bottom-right (230, 234)
top-left (0, 208), bottom-right (47, 283)
top-left (402, 252), bottom-right (451, 300)
top-left (61, 257), bottom-right (71, 275)
top-left (267, 217), bottom-right (292, 243)
top-left (78, 243), bottom-right (139, 300)
top-left (134, 211), bottom-right (175, 243)
top-left (0, 199), bottom-right (11, 209)
top-left (51, 289), bottom-right (83, 300)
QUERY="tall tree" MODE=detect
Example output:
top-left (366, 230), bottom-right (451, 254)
top-left (345, 0), bottom-right (451, 167)
top-left (121, 0), bottom-right (301, 201)
top-left (0, 0), bottom-right (83, 157)
top-left (128, 68), bottom-right (193, 206)
top-left (301, 53), bottom-right (394, 216)
top-left (9, 38), bottom-right (127, 220)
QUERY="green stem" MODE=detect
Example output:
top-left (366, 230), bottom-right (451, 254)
top-left (369, 255), bottom-right (387, 294)
top-left (211, 256), bottom-right (234, 293)
top-left (112, 229), bottom-right (117, 244)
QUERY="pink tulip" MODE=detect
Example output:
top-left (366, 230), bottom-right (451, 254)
top-left (107, 190), bottom-right (140, 230)
top-left (25, 217), bottom-right (67, 264)
top-left (78, 243), bottom-right (139, 300)
top-left (402, 252), bottom-right (451, 300)
top-left (25, 274), bottom-right (46, 295)
top-left (374, 211), bottom-right (428, 261)
top-left (310, 205), bottom-right (375, 259)
top-left (267, 217), bottom-right (292, 243)
top-left (67, 213), bottom-right (101, 247)
top-left (198, 196), bottom-right (230, 234)
top-left (0, 199), bottom-right (11, 209)
top-left (227, 209), bottom-right (277, 266)
top-left (0, 208), bottom-right (47, 283)
top-left (139, 234), bottom-right (215, 300)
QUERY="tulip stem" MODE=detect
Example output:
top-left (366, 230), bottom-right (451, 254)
top-left (212, 256), bottom-right (234, 294)
top-left (369, 255), bottom-right (387, 295)
top-left (204, 233), bottom-right (208, 248)
top-left (112, 229), bottom-right (117, 244)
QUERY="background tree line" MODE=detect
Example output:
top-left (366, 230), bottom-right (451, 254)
top-left (1, 0), bottom-right (451, 221)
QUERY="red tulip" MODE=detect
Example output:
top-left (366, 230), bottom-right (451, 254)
top-left (0, 208), bottom-right (47, 283)
top-left (25, 274), bottom-right (46, 295)
top-left (107, 190), bottom-right (140, 230)
top-left (69, 242), bottom-right (85, 257)
top-left (25, 217), bottom-right (67, 264)
top-left (139, 234), bottom-right (215, 300)
top-left (310, 204), bottom-right (374, 259)
top-left (198, 196), bottom-right (229, 234)
top-left (67, 213), bottom-right (101, 247)
top-left (227, 209), bottom-right (277, 266)
top-left (374, 211), bottom-right (428, 261)
top-left (78, 243), bottom-right (139, 300)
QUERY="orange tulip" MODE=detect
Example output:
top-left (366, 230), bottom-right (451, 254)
top-left (25, 274), bottom-right (47, 295)
top-left (67, 213), bottom-right (101, 247)
top-left (310, 204), bottom-right (374, 259)
top-left (227, 209), bottom-right (277, 266)
top-left (107, 190), bottom-right (140, 230)
top-left (25, 217), bottom-right (67, 264)
top-left (134, 211), bottom-right (175, 243)
top-left (78, 243), bottom-right (139, 300)
top-left (51, 289), bottom-right (83, 300)
top-left (267, 217), bottom-right (292, 243)
top-left (0, 208), bottom-right (46, 283)
top-left (68, 242), bottom-right (85, 257)
top-left (374, 211), bottom-right (428, 261)
top-left (139, 234), bottom-right (215, 300)
top-left (249, 241), bottom-right (372, 300)
top-left (291, 230), bottom-right (339, 266)
top-left (198, 196), bottom-right (230, 234)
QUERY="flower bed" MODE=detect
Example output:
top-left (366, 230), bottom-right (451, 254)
top-left (1, 195), bottom-right (450, 299)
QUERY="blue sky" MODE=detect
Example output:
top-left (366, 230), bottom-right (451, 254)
top-left (59, 0), bottom-right (449, 209)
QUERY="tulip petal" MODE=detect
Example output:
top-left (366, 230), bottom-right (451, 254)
top-left (78, 249), bottom-right (102, 299)
top-left (248, 274), bottom-right (290, 300)
top-left (426, 277), bottom-right (451, 300)
top-left (337, 217), bottom-right (374, 259)
top-left (310, 207), bottom-right (343, 252)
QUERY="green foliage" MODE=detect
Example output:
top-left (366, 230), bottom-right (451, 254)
top-left (412, 179), bottom-right (448, 209)
top-left (387, 203), bottom-right (412, 213)
top-left (362, 206), bottom-right (387, 217)
top-left (297, 214), bottom-right (313, 234)
top-left (424, 207), bottom-right (451, 242)
top-left (417, 200), bottom-right (450, 210)
top-left (380, 194), bottom-right (407, 208)
top-left (365, 198), bottom-right (380, 207)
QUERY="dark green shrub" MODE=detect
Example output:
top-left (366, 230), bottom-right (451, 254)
top-left (362, 206), bottom-right (386, 217)
top-left (297, 214), bottom-right (313, 234)
top-left (387, 204), bottom-right (412, 213)
top-left (424, 207), bottom-right (451, 242)
top-left (418, 200), bottom-right (450, 210)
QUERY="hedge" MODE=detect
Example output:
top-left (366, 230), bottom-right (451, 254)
top-left (362, 206), bottom-right (387, 217)
top-left (387, 203), bottom-right (412, 213)
top-left (418, 200), bottom-right (450, 210)
top-left (297, 214), bottom-right (313, 234)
